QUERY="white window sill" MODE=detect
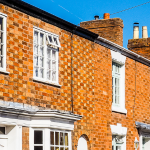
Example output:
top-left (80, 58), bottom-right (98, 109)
top-left (112, 105), bottom-right (127, 114)
top-left (33, 77), bottom-right (62, 87)
top-left (0, 69), bottom-right (10, 75)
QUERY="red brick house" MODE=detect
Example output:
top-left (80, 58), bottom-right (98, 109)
top-left (0, 0), bottom-right (150, 150)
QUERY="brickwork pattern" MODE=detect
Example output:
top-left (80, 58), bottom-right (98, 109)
top-left (80, 18), bottom-right (124, 46)
top-left (0, 3), bottom-right (150, 150)
top-left (128, 38), bottom-right (150, 59)
top-left (22, 127), bottom-right (29, 150)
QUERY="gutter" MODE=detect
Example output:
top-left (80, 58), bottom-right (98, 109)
top-left (95, 36), bottom-right (150, 67)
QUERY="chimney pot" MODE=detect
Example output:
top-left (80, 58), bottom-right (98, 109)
top-left (142, 26), bottom-right (148, 38)
top-left (133, 22), bottom-right (139, 39)
top-left (94, 15), bottom-right (99, 20)
top-left (103, 13), bottom-right (110, 19)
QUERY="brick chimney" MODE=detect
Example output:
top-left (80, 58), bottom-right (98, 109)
top-left (80, 13), bottom-right (124, 46)
top-left (127, 24), bottom-right (150, 59)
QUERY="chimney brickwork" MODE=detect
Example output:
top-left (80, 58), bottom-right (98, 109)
top-left (128, 38), bottom-right (150, 59)
top-left (80, 18), bottom-right (124, 46)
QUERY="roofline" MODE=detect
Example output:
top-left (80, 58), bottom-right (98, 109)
top-left (0, 0), bottom-right (98, 41)
top-left (0, 0), bottom-right (150, 67)
top-left (96, 36), bottom-right (150, 67)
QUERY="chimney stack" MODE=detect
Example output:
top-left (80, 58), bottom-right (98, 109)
top-left (80, 13), bottom-right (124, 46)
top-left (142, 26), bottom-right (148, 38)
top-left (133, 23), bottom-right (139, 39)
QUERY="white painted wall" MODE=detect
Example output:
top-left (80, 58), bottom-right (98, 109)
top-left (0, 138), bottom-right (7, 150)
top-left (77, 137), bottom-right (88, 150)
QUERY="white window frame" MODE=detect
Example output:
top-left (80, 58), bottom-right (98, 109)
top-left (33, 27), bottom-right (60, 85)
top-left (139, 134), bottom-right (150, 150)
top-left (0, 13), bottom-right (8, 74)
top-left (111, 50), bottom-right (127, 114)
top-left (30, 128), bottom-right (72, 150)
top-left (110, 123), bottom-right (127, 150)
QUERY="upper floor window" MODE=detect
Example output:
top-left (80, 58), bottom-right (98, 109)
top-left (111, 50), bottom-right (127, 114)
top-left (112, 62), bottom-right (121, 106)
top-left (0, 13), bottom-right (7, 72)
top-left (33, 27), bottom-right (60, 84)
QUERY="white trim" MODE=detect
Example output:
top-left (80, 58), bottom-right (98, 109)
top-left (33, 77), bottom-right (61, 87)
top-left (0, 69), bottom-right (9, 74)
top-left (111, 50), bottom-right (127, 114)
top-left (111, 123), bottom-right (127, 150)
top-left (0, 12), bottom-right (7, 17)
top-left (111, 106), bottom-right (127, 114)
top-left (0, 13), bottom-right (7, 72)
top-left (110, 123), bottom-right (127, 136)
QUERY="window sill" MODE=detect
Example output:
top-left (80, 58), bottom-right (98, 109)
top-left (112, 105), bottom-right (127, 114)
top-left (0, 69), bottom-right (10, 75)
top-left (33, 77), bottom-right (62, 88)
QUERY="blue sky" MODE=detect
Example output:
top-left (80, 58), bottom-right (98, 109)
top-left (23, 0), bottom-right (150, 48)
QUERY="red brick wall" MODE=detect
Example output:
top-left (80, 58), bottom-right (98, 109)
top-left (0, 3), bottom-right (150, 150)
top-left (22, 127), bottom-right (29, 150)
top-left (80, 18), bottom-right (124, 46)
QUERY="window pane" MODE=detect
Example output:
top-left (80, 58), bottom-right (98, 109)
top-left (40, 33), bottom-right (44, 45)
top-left (0, 56), bottom-right (3, 67)
top-left (60, 132), bottom-right (64, 145)
top-left (40, 47), bottom-right (44, 56)
top-left (34, 146), bottom-right (43, 150)
top-left (55, 132), bottom-right (59, 145)
top-left (50, 131), bottom-right (54, 145)
top-left (47, 48), bottom-right (51, 58)
top-left (39, 57), bottom-right (44, 67)
top-left (52, 61), bottom-right (56, 71)
top-left (0, 127), bottom-right (5, 134)
top-left (47, 60), bottom-right (51, 69)
top-left (65, 148), bottom-right (68, 150)
top-left (39, 68), bottom-right (44, 78)
top-left (116, 146), bottom-right (121, 150)
top-left (34, 56), bottom-right (38, 66)
top-left (34, 31), bottom-right (38, 44)
top-left (56, 147), bottom-right (59, 150)
top-left (52, 71), bottom-right (56, 81)
top-left (65, 133), bottom-right (68, 146)
top-left (47, 71), bottom-right (51, 80)
top-left (48, 35), bottom-right (53, 43)
top-left (50, 147), bottom-right (54, 150)
top-left (0, 18), bottom-right (3, 31)
top-left (34, 45), bottom-right (38, 55)
top-left (0, 32), bottom-right (3, 43)
top-left (52, 51), bottom-right (56, 60)
top-left (53, 37), bottom-right (58, 45)
top-left (34, 131), bottom-right (43, 144)
top-left (60, 148), bottom-right (64, 150)
top-left (34, 67), bottom-right (38, 77)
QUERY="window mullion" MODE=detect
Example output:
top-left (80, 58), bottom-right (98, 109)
top-left (37, 32), bottom-right (40, 78)
top-left (44, 34), bottom-right (47, 80)
top-left (51, 49), bottom-right (52, 81)
top-left (56, 50), bottom-right (58, 83)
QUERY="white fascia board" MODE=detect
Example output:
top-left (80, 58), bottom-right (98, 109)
top-left (0, 109), bottom-right (82, 130)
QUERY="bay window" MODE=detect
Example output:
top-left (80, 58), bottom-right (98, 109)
top-left (32, 128), bottom-right (71, 150)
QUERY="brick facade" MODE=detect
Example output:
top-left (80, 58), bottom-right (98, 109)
top-left (0, 1), bottom-right (150, 150)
